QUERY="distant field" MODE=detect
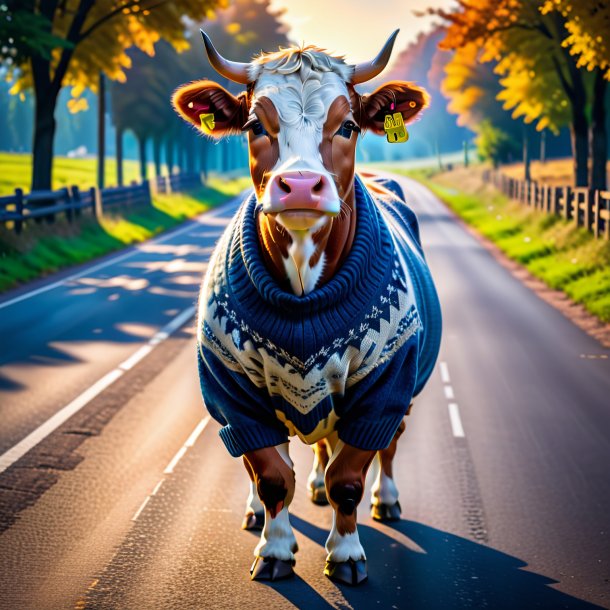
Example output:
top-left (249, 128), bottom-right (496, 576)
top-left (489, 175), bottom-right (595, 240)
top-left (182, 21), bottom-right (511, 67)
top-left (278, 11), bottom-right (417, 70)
top-left (0, 152), bottom-right (155, 195)
top-left (500, 158), bottom-right (610, 187)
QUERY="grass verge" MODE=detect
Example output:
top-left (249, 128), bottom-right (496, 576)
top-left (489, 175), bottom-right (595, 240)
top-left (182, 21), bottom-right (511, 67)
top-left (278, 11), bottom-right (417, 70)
top-left (388, 165), bottom-right (610, 324)
top-left (0, 176), bottom-right (251, 293)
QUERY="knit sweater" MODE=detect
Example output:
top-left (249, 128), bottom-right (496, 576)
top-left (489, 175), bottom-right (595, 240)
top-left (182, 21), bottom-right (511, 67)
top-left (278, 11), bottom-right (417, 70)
top-left (197, 175), bottom-right (442, 458)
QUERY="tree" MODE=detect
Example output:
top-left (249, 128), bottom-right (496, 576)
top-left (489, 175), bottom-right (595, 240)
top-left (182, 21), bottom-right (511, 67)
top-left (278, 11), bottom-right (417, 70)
top-left (441, 43), bottom-right (521, 165)
top-left (110, 0), bottom-right (289, 182)
top-left (427, 0), bottom-right (595, 186)
top-left (1, 0), bottom-right (224, 191)
top-left (381, 27), bottom-right (474, 158)
top-left (541, 0), bottom-right (610, 188)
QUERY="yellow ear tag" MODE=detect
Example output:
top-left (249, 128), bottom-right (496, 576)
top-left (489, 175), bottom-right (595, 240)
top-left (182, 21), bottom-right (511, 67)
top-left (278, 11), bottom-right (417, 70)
top-left (384, 112), bottom-right (409, 143)
top-left (199, 113), bottom-right (215, 134)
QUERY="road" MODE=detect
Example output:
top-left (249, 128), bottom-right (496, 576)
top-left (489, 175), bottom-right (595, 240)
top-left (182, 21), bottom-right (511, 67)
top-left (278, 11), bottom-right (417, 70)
top-left (0, 174), bottom-right (608, 610)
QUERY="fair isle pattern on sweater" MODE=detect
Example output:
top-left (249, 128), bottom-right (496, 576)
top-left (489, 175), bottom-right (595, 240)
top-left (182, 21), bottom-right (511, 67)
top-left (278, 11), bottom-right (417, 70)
top-left (201, 253), bottom-right (421, 415)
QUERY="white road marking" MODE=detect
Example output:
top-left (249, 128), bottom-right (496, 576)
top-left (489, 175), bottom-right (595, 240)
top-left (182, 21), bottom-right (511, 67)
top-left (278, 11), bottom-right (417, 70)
top-left (119, 345), bottom-right (154, 371)
top-left (0, 305), bottom-right (196, 475)
top-left (0, 195), bottom-right (243, 312)
top-left (133, 416), bottom-right (211, 522)
top-left (448, 403), bottom-right (465, 438)
top-left (444, 385), bottom-right (455, 400)
top-left (439, 361), bottom-right (451, 384)
top-left (0, 369), bottom-right (123, 474)
top-left (163, 446), bottom-right (188, 475)
top-left (184, 416), bottom-right (211, 448)
top-left (132, 495), bottom-right (151, 521)
top-left (162, 416), bottom-right (211, 474)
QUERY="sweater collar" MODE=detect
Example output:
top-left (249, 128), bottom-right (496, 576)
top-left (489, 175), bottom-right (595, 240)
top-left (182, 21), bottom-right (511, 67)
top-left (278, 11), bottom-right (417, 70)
top-left (230, 175), bottom-right (395, 315)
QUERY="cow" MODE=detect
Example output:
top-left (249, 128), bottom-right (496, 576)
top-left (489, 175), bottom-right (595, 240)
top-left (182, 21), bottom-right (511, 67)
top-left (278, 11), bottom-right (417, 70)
top-left (172, 30), bottom-right (442, 586)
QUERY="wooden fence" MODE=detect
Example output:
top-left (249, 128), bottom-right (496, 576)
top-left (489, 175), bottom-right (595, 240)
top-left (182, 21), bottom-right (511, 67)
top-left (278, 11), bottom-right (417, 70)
top-left (482, 169), bottom-right (610, 240)
top-left (0, 172), bottom-right (205, 234)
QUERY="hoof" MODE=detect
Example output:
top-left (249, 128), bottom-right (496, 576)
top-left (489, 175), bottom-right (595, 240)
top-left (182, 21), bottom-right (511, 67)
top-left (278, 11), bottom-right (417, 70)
top-left (324, 559), bottom-right (368, 586)
top-left (242, 510), bottom-right (265, 531)
top-left (371, 501), bottom-right (401, 522)
top-left (308, 484), bottom-right (329, 506)
top-left (250, 556), bottom-right (295, 581)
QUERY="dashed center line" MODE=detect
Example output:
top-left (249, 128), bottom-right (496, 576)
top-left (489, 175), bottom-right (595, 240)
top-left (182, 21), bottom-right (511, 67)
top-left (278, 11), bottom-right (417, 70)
top-left (448, 403), bottom-right (465, 438)
top-left (132, 415), bottom-right (211, 522)
top-left (439, 361), bottom-right (465, 438)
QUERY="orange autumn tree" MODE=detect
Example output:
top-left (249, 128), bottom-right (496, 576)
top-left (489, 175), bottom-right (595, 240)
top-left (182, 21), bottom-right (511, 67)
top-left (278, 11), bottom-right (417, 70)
top-left (426, 0), bottom-right (595, 187)
top-left (3, 0), bottom-right (225, 191)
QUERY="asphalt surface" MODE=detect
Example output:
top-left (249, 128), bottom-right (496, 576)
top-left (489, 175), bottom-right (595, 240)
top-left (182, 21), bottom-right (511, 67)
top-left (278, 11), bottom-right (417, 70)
top-left (0, 174), bottom-right (608, 610)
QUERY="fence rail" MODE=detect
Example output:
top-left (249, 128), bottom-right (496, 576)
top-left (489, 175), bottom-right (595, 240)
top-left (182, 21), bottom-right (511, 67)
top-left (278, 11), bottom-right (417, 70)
top-left (0, 172), bottom-right (205, 234)
top-left (482, 169), bottom-right (610, 240)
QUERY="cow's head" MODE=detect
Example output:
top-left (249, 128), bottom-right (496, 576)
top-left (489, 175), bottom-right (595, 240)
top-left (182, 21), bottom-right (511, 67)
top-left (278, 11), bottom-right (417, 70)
top-left (173, 31), bottom-right (428, 233)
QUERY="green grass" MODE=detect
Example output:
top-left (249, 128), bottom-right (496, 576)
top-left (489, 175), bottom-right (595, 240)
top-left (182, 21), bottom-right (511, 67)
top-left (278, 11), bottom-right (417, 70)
top-left (0, 175), bottom-right (251, 293)
top-left (388, 167), bottom-right (610, 323)
top-left (0, 152), bottom-right (151, 195)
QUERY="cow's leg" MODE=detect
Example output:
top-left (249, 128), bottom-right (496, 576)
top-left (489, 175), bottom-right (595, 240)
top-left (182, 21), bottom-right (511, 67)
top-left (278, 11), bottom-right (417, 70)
top-left (307, 440), bottom-right (330, 505)
top-left (243, 443), bottom-right (298, 581)
top-left (324, 440), bottom-right (375, 585)
top-left (371, 419), bottom-right (405, 521)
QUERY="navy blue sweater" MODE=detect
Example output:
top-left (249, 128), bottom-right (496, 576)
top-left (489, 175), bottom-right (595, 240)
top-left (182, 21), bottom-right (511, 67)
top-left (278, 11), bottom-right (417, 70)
top-left (197, 176), bottom-right (441, 457)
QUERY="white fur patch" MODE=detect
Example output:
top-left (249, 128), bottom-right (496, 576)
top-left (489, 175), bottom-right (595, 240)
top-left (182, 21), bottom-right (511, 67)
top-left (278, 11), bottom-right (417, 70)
top-left (284, 232), bottom-right (326, 296)
top-left (325, 512), bottom-right (366, 562)
top-left (370, 453), bottom-right (399, 506)
top-left (255, 507), bottom-right (297, 561)
top-left (245, 481), bottom-right (264, 514)
top-left (307, 447), bottom-right (326, 492)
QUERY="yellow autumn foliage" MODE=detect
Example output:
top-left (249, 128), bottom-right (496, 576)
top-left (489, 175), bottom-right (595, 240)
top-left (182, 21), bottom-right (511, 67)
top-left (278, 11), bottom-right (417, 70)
top-left (8, 0), bottom-right (224, 111)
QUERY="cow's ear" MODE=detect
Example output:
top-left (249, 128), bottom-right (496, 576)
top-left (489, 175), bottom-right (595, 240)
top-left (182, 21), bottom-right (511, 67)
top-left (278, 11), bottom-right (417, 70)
top-left (361, 81), bottom-right (429, 135)
top-left (172, 79), bottom-right (248, 138)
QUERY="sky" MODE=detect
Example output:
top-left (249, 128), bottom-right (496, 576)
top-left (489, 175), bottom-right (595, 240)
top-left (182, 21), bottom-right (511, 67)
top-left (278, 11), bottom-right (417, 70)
top-left (268, 0), bottom-right (456, 64)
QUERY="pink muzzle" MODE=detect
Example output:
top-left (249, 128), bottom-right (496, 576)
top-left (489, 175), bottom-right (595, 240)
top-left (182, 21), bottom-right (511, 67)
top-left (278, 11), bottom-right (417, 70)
top-left (263, 171), bottom-right (340, 216)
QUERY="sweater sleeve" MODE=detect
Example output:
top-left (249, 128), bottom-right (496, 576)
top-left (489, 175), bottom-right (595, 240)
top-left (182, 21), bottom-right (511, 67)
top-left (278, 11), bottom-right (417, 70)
top-left (197, 345), bottom-right (288, 457)
top-left (337, 337), bottom-right (419, 451)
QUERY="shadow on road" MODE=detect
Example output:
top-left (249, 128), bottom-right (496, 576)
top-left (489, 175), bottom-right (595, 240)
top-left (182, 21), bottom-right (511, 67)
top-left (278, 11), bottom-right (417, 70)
top-left (273, 515), bottom-right (605, 610)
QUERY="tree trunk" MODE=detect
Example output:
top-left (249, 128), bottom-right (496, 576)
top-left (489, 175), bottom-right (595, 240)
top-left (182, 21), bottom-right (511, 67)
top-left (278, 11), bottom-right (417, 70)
top-left (523, 125), bottom-right (531, 182)
top-left (590, 68), bottom-right (607, 191)
top-left (138, 135), bottom-right (148, 181)
top-left (540, 130), bottom-right (546, 164)
top-left (571, 112), bottom-right (589, 187)
top-left (97, 72), bottom-right (106, 189)
top-left (153, 137), bottom-right (162, 177)
top-left (31, 95), bottom-right (57, 191)
top-left (116, 127), bottom-right (123, 186)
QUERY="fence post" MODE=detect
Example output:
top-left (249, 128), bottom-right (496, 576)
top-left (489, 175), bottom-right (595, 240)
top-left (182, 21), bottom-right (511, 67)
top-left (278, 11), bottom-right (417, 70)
top-left (12, 187), bottom-right (24, 235)
top-left (71, 185), bottom-right (82, 219)
top-left (561, 186), bottom-right (570, 220)
top-left (90, 186), bottom-right (103, 219)
top-left (583, 189), bottom-right (593, 231)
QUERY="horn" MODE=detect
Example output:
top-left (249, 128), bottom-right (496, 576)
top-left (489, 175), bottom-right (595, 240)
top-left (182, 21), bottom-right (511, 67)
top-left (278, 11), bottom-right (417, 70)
top-left (200, 30), bottom-right (251, 84)
top-left (351, 29), bottom-right (399, 84)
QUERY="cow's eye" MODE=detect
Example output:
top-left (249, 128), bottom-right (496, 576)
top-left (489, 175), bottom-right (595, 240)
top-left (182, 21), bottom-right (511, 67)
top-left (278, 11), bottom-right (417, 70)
top-left (243, 118), bottom-right (269, 138)
top-left (334, 120), bottom-right (361, 139)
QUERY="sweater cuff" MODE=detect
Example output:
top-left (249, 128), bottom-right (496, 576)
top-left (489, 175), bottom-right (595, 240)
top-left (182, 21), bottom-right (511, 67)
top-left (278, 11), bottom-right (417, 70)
top-left (338, 412), bottom-right (405, 451)
top-left (219, 423), bottom-right (288, 458)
